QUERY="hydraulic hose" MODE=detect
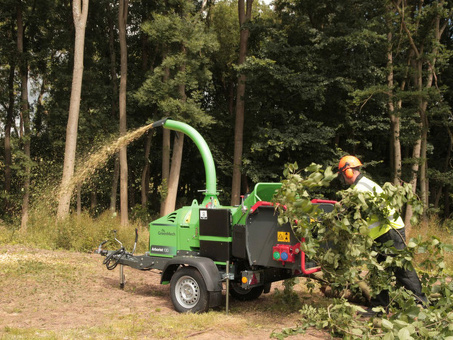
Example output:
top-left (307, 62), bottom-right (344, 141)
top-left (103, 247), bottom-right (125, 270)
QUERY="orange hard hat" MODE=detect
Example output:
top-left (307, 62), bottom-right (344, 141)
top-left (338, 155), bottom-right (362, 178)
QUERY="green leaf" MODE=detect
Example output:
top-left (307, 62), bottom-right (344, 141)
top-left (381, 319), bottom-right (394, 330)
top-left (427, 331), bottom-right (440, 337)
top-left (398, 327), bottom-right (413, 340)
top-left (351, 328), bottom-right (363, 336)
top-left (383, 333), bottom-right (395, 340)
top-left (407, 241), bottom-right (417, 248)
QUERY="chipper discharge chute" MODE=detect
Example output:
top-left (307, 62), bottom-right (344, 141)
top-left (97, 118), bottom-right (335, 313)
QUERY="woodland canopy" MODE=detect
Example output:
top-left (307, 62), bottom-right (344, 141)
top-left (0, 0), bottom-right (452, 227)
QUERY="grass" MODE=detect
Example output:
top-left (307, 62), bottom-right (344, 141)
top-left (0, 212), bottom-right (452, 340)
top-left (1, 312), bottom-right (258, 340)
top-left (0, 244), bottom-right (303, 340)
top-left (0, 209), bottom-right (150, 254)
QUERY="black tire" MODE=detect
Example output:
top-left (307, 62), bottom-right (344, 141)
top-left (229, 282), bottom-right (264, 301)
top-left (170, 266), bottom-right (209, 313)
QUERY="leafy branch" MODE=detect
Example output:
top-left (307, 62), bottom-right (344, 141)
top-left (272, 163), bottom-right (453, 339)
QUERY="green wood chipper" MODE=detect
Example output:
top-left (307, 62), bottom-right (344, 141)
top-left (97, 118), bottom-right (335, 313)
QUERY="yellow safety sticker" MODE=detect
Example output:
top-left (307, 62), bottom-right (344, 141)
top-left (277, 231), bottom-right (290, 243)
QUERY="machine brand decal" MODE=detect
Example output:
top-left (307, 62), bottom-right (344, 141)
top-left (200, 210), bottom-right (208, 220)
top-left (150, 245), bottom-right (175, 254)
top-left (277, 231), bottom-right (290, 242)
top-left (158, 229), bottom-right (176, 236)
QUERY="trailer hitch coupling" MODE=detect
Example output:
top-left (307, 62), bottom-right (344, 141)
top-left (96, 229), bottom-right (139, 270)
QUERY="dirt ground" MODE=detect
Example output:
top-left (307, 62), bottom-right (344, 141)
top-left (0, 244), bottom-right (332, 339)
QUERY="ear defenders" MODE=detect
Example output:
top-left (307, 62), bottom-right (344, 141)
top-left (339, 162), bottom-right (354, 179)
top-left (344, 165), bottom-right (354, 179)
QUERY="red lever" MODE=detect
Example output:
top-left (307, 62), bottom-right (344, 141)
top-left (300, 238), bottom-right (321, 274)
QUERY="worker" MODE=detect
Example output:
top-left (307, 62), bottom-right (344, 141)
top-left (338, 155), bottom-right (427, 315)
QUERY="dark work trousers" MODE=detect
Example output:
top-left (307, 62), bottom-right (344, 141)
top-left (370, 227), bottom-right (427, 308)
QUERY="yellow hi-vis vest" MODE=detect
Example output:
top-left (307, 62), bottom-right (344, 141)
top-left (353, 175), bottom-right (405, 240)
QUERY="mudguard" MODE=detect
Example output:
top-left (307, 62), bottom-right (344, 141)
top-left (160, 256), bottom-right (223, 292)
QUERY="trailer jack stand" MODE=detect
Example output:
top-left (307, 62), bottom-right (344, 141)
top-left (119, 264), bottom-right (125, 289)
top-left (226, 261), bottom-right (230, 315)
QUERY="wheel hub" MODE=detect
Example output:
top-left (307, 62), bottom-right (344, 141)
top-left (176, 276), bottom-right (200, 308)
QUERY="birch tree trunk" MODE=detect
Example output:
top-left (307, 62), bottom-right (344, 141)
top-left (57, 0), bottom-right (89, 219)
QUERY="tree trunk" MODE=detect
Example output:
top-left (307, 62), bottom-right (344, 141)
top-left (231, 0), bottom-right (253, 206)
top-left (386, 24), bottom-right (401, 185)
top-left (404, 138), bottom-right (421, 231)
top-left (108, 10), bottom-right (119, 213)
top-left (419, 107), bottom-right (429, 224)
top-left (160, 47), bottom-right (171, 216)
top-left (398, 0), bottom-right (448, 227)
top-left (57, 0), bottom-right (89, 219)
top-left (418, 4), bottom-right (445, 223)
top-left (140, 6), bottom-right (152, 210)
top-left (4, 55), bottom-right (15, 214)
top-left (17, 2), bottom-right (31, 229)
top-left (108, 10), bottom-right (118, 120)
top-left (128, 172), bottom-right (136, 208)
top-left (118, 0), bottom-right (129, 226)
top-left (141, 131), bottom-right (153, 207)
top-left (160, 129), bottom-right (170, 216)
top-left (161, 43), bottom-right (187, 216)
top-left (161, 132), bottom-right (184, 215)
top-left (110, 154), bottom-right (120, 212)
top-left (77, 183), bottom-right (82, 216)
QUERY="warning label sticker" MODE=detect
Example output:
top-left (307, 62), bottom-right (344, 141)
top-left (199, 210), bottom-right (208, 220)
top-left (277, 231), bottom-right (290, 242)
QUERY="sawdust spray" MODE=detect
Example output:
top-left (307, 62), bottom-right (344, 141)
top-left (58, 122), bottom-right (155, 201)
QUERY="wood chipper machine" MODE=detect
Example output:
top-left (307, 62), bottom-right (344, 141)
top-left (97, 118), bottom-right (335, 313)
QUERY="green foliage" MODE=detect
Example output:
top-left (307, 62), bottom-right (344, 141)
top-left (136, 4), bottom-right (219, 126)
top-left (0, 0), bottom-right (452, 239)
top-left (273, 163), bottom-right (453, 339)
top-left (130, 203), bottom-right (156, 224)
top-left (271, 278), bottom-right (303, 312)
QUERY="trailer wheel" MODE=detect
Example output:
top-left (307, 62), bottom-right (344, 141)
top-left (170, 267), bottom-right (209, 313)
top-left (229, 282), bottom-right (264, 301)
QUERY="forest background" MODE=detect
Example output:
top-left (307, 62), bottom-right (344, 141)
top-left (0, 0), bottom-right (452, 239)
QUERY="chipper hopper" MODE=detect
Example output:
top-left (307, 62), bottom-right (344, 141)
top-left (97, 118), bottom-right (335, 313)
